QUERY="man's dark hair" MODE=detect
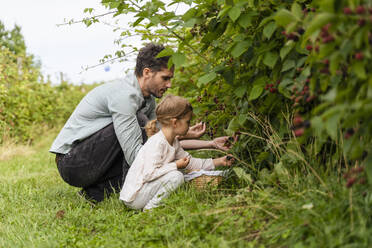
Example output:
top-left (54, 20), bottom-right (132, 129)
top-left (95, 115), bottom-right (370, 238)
top-left (135, 43), bottom-right (170, 77)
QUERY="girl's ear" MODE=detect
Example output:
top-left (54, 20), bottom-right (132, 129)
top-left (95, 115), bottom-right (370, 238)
top-left (170, 118), bottom-right (177, 127)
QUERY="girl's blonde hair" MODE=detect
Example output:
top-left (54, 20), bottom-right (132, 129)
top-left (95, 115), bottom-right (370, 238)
top-left (145, 95), bottom-right (193, 137)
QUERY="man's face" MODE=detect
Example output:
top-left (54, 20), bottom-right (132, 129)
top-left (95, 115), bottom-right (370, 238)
top-left (147, 68), bottom-right (174, 98)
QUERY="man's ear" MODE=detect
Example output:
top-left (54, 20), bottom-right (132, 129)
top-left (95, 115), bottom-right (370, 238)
top-left (142, 68), bottom-right (152, 78)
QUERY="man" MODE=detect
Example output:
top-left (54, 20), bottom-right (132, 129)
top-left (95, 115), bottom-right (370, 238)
top-left (50, 43), bottom-right (229, 203)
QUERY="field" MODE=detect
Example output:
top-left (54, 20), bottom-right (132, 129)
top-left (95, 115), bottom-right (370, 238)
top-left (0, 132), bottom-right (370, 248)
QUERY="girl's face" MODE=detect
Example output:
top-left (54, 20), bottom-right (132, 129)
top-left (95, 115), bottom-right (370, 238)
top-left (174, 111), bottom-right (192, 136)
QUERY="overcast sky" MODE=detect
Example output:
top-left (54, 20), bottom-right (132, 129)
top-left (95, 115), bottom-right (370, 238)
top-left (0, 0), bottom-right (142, 84)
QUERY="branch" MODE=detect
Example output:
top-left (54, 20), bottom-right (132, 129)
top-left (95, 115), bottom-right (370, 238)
top-left (79, 51), bottom-right (136, 72)
top-left (56, 11), bottom-right (117, 27)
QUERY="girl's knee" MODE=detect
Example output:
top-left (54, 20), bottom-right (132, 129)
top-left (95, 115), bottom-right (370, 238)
top-left (167, 170), bottom-right (184, 186)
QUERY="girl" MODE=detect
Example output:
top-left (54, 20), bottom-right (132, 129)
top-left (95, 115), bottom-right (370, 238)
top-left (120, 95), bottom-right (233, 211)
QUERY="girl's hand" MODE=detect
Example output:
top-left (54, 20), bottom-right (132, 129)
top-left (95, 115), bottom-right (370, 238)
top-left (176, 156), bottom-right (190, 169)
top-left (213, 155), bottom-right (235, 167)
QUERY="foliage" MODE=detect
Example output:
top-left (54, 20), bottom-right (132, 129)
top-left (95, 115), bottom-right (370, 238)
top-left (0, 22), bottom-right (26, 55)
top-left (0, 21), bottom-right (94, 143)
top-left (86, 0), bottom-right (372, 187)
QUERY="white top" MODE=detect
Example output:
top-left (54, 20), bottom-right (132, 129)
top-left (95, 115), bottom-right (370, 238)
top-left (120, 130), bottom-right (215, 202)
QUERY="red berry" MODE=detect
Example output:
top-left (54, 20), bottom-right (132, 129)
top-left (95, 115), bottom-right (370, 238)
top-left (346, 177), bottom-right (356, 188)
top-left (322, 23), bottom-right (331, 32)
top-left (315, 46), bottom-right (319, 52)
top-left (369, 8), bottom-right (372, 14)
top-left (306, 45), bottom-right (313, 51)
top-left (281, 31), bottom-right (287, 35)
top-left (311, 8), bottom-right (316, 12)
top-left (197, 96), bottom-right (201, 102)
top-left (293, 115), bottom-right (303, 126)
top-left (269, 83), bottom-right (274, 88)
top-left (269, 88), bottom-right (277, 93)
top-left (306, 95), bottom-right (316, 103)
top-left (343, 7), bottom-right (353, 14)
top-left (322, 35), bottom-right (334, 43)
top-left (265, 85), bottom-right (269, 90)
top-left (306, 78), bottom-right (310, 84)
top-left (320, 68), bottom-right (330, 74)
top-left (304, 85), bottom-right (309, 91)
top-left (294, 127), bottom-right (305, 137)
top-left (358, 18), bottom-right (366, 26)
top-left (356, 6), bottom-right (365, 14)
top-left (295, 96), bottom-right (303, 103)
top-left (355, 52), bottom-right (363, 60)
top-left (276, 80), bottom-right (281, 85)
top-left (323, 59), bottom-right (329, 65)
top-left (359, 177), bottom-right (367, 185)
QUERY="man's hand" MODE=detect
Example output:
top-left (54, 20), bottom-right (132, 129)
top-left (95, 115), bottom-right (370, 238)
top-left (212, 136), bottom-right (233, 151)
top-left (181, 122), bottom-right (206, 139)
top-left (176, 157), bottom-right (190, 169)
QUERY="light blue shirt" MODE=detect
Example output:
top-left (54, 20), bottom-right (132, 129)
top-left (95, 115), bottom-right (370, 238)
top-left (49, 72), bottom-right (156, 165)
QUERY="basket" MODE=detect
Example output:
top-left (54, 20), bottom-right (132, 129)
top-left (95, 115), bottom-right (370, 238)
top-left (190, 174), bottom-right (223, 190)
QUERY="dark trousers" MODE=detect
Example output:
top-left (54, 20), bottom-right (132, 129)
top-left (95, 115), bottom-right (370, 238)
top-left (55, 114), bottom-right (148, 202)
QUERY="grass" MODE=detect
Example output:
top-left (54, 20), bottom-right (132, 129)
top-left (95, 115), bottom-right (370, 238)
top-left (0, 132), bottom-right (371, 247)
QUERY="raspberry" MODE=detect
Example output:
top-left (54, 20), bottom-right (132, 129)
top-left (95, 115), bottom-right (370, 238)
top-left (343, 7), bottom-right (353, 14)
top-left (355, 52), bottom-right (363, 60)
top-left (346, 177), bottom-right (356, 188)
top-left (293, 115), bottom-right (303, 126)
top-left (358, 18), bottom-right (366, 26)
top-left (294, 128), bottom-right (305, 137)
top-left (306, 45), bottom-right (313, 51)
top-left (356, 6), bottom-right (365, 14)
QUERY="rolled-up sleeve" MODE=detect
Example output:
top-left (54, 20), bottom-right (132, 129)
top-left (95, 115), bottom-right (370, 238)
top-left (174, 140), bottom-right (214, 171)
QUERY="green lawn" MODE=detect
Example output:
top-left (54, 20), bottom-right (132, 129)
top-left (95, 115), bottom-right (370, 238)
top-left (0, 133), bottom-right (371, 247)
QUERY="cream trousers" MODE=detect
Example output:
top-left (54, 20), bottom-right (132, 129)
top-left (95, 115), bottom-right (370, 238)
top-left (124, 170), bottom-right (184, 210)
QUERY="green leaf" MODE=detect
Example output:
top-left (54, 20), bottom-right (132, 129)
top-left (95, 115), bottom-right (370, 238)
top-left (280, 42), bottom-right (294, 60)
top-left (238, 13), bottom-right (253, 28)
top-left (218, 6), bottom-right (232, 19)
top-left (249, 84), bottom-right (264, 101)
top-left (352, 62), bottom-right (366, 79)
top-left (365, 154), bottom-right (372, 183)
top-left (274, 9), bottom-right (298, 27)
top-left (281, 59), bottom-right (295, 72)
top-left (228, 6), bottom-right (241, 22)
top-left (227, 116), bottom-right (240, 133)
top-left (156, 47), bottom-right (174, 58)
top-left (233, 167), bottom-right (252, 183)
top-left (198, 72), bottom-right (217, 86)
top-left (263, 51), bottom-right (279, 69)
top-left (303, 13), bottom-right (336, 42)
top-left (231, 40), bottom-right (251, 58)
top-left (263, 22), bottom-right (277, 39)
top-left (133, 17), bottom-right (144, 27)
top-left (234, 85), bottom-right (247, 98)
top-left (291, 2), bottom-right (303, 19)
top-left (171, 53), bottom-right (186, 67)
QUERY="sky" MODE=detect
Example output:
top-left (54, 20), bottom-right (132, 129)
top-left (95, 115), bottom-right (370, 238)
top-left (0, 0), bottom-right (142, 85)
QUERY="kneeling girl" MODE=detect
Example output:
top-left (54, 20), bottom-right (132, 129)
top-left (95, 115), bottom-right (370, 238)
top-left (120, 95), bottom-right (232, 210)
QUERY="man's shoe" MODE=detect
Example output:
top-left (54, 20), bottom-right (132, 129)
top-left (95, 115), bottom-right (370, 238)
top-left (77, 190), bottom-right (97, 207)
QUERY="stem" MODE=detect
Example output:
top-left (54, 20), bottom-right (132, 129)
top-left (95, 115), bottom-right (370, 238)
top-left (349, 188), bottom-right (354, 232)
top-left (56, 11), bottom-right (117, 26)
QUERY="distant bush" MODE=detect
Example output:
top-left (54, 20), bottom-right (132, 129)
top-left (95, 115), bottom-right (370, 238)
top-left (0, 21), bottom-right (96, 143)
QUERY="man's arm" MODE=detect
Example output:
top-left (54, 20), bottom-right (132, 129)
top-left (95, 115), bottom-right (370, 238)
top-left (109, 92), bottom-right (143, 165)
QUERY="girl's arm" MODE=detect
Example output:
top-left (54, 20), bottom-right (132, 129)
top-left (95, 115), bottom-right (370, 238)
top-left (180, 136), bottom-right (231, 151)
